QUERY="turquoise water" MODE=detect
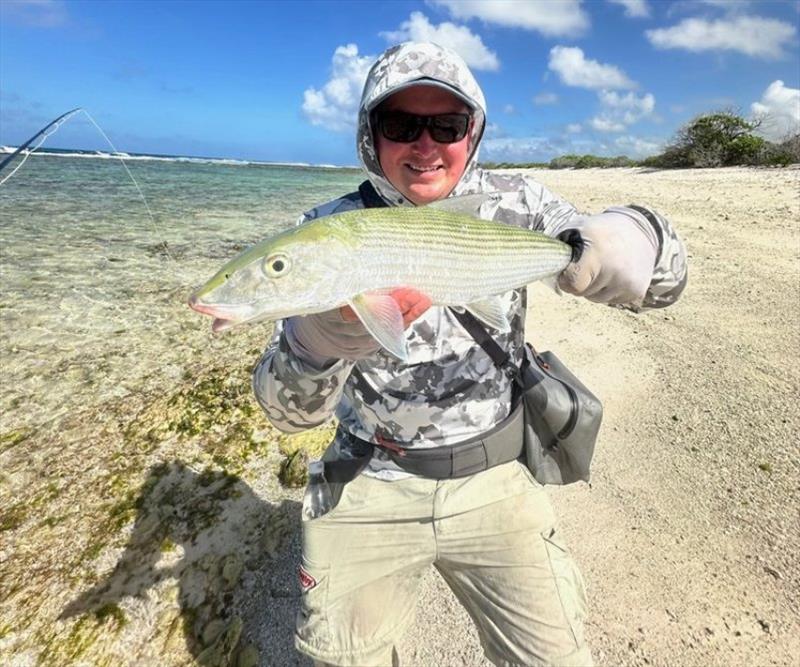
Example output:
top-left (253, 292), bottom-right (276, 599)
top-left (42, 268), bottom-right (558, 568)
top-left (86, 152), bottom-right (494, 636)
top-left (0, 155), bottom-right (362, 431)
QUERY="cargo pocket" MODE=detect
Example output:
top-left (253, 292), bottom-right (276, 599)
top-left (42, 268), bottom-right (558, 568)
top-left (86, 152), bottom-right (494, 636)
top-left (540, 527), bottom-right (588, 649)
top-left (295, 556), bottom-right (333, 651)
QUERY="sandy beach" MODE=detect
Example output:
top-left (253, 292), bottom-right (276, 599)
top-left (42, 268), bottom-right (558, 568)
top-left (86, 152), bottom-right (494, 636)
top-left (1, 165), bottom-right (798, 666)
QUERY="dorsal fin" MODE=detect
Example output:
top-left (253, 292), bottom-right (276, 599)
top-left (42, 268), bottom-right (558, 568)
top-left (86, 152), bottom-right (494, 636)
top-left (424, 192), bottom-right (502, 216)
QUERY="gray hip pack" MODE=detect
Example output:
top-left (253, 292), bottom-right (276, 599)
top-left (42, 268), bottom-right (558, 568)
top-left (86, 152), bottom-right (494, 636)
top-left (323, 309), bottom-right (602, 492)
top-left (448, 308), bottom-right (603, 485)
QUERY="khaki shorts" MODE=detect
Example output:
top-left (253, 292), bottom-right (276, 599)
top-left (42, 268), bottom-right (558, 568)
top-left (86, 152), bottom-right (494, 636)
top-left (296, 460), bottom-right (592, 667)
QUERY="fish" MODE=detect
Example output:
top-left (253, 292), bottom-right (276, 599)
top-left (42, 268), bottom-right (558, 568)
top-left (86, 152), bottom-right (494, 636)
top-left (188, 195), bottom-right (576, 360)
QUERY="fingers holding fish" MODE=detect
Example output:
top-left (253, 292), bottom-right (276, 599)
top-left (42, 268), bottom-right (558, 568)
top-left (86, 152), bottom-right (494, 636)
top-left (391, 288), bottom-right (433, 327)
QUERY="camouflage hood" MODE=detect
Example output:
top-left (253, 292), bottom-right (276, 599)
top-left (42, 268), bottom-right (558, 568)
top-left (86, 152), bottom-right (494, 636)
top-left (356, 42), bottom-right (487, 206)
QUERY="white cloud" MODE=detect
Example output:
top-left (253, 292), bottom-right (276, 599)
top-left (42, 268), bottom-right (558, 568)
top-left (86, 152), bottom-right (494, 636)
top-left (566, 123), bottom-right (583, 133)
top-left (608, 0), bottom-right (650, 18)
top-left (600, 90), bottom-right (655, 121)
top-left (503, 104), bottom-right (516, 114)
top-left (381, 12), bottom-right (499, 71)
top-left (751, 80), bottom-right (800, 141)
top-left (646, 16), bottom-right (796, 59)
top-left (614, 134), bottom-right (663, 157)
top-left (484, 122), bottom-right (506, 139)
top-left (590, 90), bottom-right (655, 132)
top-left (548, 46), bottom-right (636, 90)
top-left (533, 92), bottom-right (558, 106)
top-left (482, 131), bottom-right (662, 162)
top-left (301, 44), bottom-right (374, 132)
top-left (590, 117), bottom-right (626, 132)
top-left (0, 0), bottom-right (68, 27)
top-left (430, 0), bottom-right (589, 37)
top-left (482, 136), bottom-right (558, 162)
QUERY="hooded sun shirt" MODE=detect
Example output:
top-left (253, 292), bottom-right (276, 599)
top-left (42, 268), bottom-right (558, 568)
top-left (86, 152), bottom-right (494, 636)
top-left (253, 42), bottom-right (688, 479)
top-left (356, 42), bottom-right (487, 207)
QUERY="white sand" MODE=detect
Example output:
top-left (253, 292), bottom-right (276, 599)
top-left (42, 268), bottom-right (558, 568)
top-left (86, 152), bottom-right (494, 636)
top-left (399, 166), bottom-right (800, 666)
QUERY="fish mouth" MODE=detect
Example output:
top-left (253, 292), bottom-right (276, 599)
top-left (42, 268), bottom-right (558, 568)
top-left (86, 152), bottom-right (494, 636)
top-left (212, 317), bottom-right (236, 333)
top-left (188, 295), bottom-right (253, 333)
top-left (187, 294), bottom-right (322, 333)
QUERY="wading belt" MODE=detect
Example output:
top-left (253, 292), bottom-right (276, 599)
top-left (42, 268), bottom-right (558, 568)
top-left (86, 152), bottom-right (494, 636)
top-left (340, 401), bottom-right (524, 480)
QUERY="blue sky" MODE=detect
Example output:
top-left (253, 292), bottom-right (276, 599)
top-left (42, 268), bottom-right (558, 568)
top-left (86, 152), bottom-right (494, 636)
top-left (1, 0), bottom-right (798, 165)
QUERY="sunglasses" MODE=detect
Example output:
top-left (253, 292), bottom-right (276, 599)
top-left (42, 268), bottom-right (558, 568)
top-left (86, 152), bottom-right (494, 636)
top-left (375, 111), bottom-right (471, 144)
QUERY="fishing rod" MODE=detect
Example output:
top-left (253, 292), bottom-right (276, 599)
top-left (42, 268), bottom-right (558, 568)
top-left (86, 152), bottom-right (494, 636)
top-left (0, 107), bottom-right (83, 183)
top-left (0, 107), bottom-right (175, 261)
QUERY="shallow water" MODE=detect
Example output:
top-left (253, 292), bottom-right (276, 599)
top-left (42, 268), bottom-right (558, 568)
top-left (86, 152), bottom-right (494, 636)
top-left (0, 155), bottom-right (362, 433)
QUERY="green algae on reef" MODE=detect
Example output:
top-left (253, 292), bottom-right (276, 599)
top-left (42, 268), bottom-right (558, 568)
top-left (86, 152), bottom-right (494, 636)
top-left (276, 426), bottom-right (334, 487)
top-left (1, 328), bottom-right (337, 666)
top-left (123, 362), bottom-right (271, 475)
top-left (0, 428), bottom-right (31, 454)
top-left (93, 603), bottom-right (128, 628)
top-left (0, 158), bottom-right (363, 666)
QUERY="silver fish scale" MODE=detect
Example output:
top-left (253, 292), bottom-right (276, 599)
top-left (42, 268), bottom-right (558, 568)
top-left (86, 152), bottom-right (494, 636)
top-left (328, 208), bottom-right (571, 303)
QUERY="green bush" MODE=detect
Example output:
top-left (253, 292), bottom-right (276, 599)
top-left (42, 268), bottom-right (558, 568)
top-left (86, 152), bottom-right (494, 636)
top-left (547, 154), bottom-right (634, 169)
top-left (681, 112), bottom-right (755, 166)
top-left (726, 134), bottom-right (767, 164)
top-left (778, 133), bottom-right (800, 163)
top-left (646, 111), bottom-right (796, 168)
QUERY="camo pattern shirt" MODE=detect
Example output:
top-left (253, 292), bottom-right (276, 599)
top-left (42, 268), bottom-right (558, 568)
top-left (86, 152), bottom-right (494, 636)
top-left (252, 42), bottom-right (688, 478)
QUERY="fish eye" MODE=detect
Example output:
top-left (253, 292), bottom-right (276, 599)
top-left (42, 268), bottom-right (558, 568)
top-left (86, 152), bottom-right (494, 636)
top-left (263, 253), bottom-right (291, 278)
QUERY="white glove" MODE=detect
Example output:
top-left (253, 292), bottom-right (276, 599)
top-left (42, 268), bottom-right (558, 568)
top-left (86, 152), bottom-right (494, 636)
top-left (285, 288), bottom-right (432, 366)
top-left (285, 310), bottom-right (381, 367)
top-left (556, 208), bottom-right (659, 307)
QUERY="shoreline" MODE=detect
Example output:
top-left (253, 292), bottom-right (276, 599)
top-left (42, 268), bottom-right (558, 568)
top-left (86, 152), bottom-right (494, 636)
top-left (0, 145), bottom-right (360, 170)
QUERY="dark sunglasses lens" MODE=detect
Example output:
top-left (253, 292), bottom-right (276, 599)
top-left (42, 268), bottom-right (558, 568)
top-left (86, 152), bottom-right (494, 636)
top-left (380, 113), bottom-right (423, 142)
top-left (378, 112), bottom-right (470, 143)
top-left (429, 114), bottom-right (469, 143)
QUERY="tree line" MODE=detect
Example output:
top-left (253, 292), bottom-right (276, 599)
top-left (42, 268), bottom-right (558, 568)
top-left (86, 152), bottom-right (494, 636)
top-left (482, 111), bottom-right (799, 170)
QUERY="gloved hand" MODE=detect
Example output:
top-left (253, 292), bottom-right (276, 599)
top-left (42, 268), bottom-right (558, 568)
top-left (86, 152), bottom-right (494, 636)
top-left (555, 209), bottom-right (659, 306)
top-left (285, 288), bottom-right (431, 366)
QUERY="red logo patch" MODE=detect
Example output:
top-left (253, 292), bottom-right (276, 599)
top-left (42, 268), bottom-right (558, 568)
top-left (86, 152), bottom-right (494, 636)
top-left (299, 564), bottom-right (317, 592)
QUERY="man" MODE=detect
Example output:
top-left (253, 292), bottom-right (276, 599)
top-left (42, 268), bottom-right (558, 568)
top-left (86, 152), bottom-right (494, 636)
top-left (254, 42), bottom-right (687, 666)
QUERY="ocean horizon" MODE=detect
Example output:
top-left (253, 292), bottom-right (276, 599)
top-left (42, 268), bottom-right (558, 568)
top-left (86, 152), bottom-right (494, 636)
top-left (0, 144), bottom-right (361, 170)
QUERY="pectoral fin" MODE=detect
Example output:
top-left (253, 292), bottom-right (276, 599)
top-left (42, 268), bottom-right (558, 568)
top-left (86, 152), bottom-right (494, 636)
top-left (464, 296), bottom-right (510, 332)
top-left (349, 293), bottom-right (408, 361)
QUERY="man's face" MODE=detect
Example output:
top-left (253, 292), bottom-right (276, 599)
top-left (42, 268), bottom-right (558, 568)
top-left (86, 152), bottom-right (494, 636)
top-left (374, 86), bottom-right (472, 205)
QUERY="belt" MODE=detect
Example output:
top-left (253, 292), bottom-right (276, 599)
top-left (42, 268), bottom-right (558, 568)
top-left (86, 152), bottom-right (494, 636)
top-left (343, 402), bottom-right (525, 480)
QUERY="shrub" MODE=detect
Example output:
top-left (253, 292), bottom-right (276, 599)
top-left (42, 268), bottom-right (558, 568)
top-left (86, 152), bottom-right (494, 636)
top-left (647, 110), bottom-right (796, 168)
top-left (679, 112), bottom-right (756, 166)
top-left (778, 133), bottom-right (800, 163)
top-left (726, 134), bottom-right (767, 165)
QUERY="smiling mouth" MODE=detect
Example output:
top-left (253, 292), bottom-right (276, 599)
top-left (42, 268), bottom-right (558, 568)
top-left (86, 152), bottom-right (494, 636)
top-left (406, 163), bottom-right (443, 173)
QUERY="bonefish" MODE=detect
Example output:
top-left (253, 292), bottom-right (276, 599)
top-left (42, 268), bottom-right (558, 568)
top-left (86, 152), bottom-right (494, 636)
top-left (188, 195), bottom-right (578, 360)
